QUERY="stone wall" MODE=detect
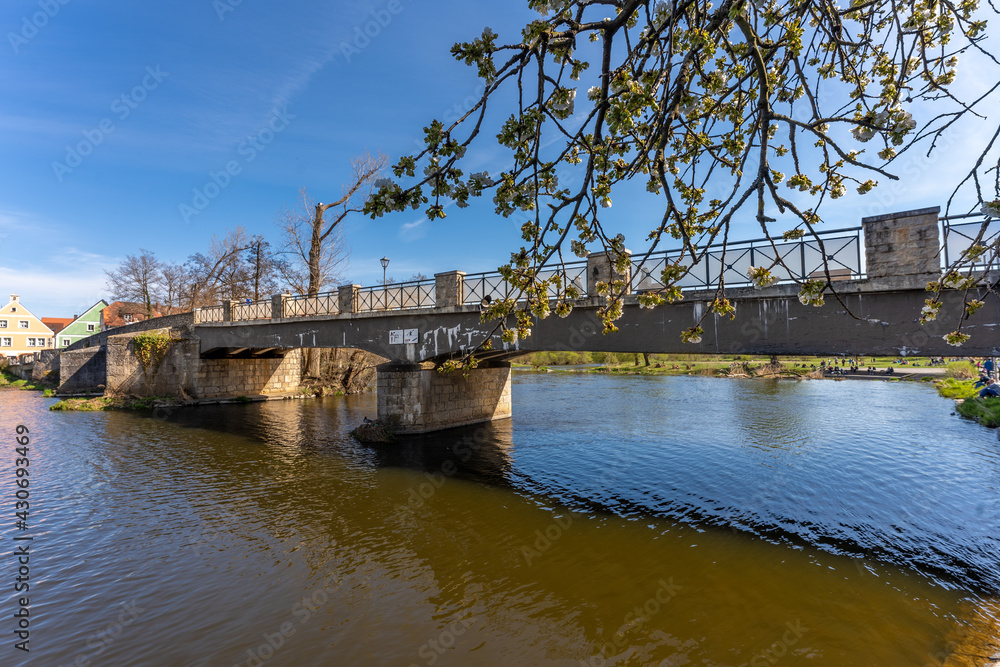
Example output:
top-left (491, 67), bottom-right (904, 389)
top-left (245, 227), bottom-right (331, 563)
top-left (59, 347), bottom-right (107, 393)
top-left (30, 349), bottom-right (60, 383)
top-left (377, 362), bottom-right (512, 433)
top-left (194, 349), bottom-right (301, 399)
top-left (863, 207), bottom-right (941, 278)
top-left (105, 328), bottom-right (200, 397)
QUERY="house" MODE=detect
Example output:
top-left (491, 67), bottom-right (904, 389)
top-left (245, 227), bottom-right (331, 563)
top-left (42, 317), bottom-right (73, 335)
top-left (101, 301), bottom-right (163, 331)
top-left (52, 299), bottom-right (109, 348)
top-left (0, 294), bottom-right (55, 359)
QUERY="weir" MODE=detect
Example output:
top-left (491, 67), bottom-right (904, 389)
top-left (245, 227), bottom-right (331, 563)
top-left (45, 206), bottom-right (1000, 433)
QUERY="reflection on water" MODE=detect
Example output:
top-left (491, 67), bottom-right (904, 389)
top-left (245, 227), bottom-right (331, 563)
top-left (1, 374), bottom-right (998, 666)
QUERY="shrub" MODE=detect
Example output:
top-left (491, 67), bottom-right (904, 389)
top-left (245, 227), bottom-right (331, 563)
top-left (936, 378), bottom-right (979, 400)
top-left (946, 361), bottom-right (978, 379)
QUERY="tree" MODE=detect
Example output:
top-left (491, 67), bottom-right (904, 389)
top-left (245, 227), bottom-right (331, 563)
top-left (364, 0), bottom-right (1000, 354)
top-left (244, 235), bottom-right (282, 301)
top-left (276, 152), bottom-right (387, 378)
top-left (160, 262), bottom-right (190, 313)
top-left (105, 249), bottom-right (163, 317)
top-left (277, 151), bottom-right (388, 296)
top-left (183, 228), bottom-right (254, 308)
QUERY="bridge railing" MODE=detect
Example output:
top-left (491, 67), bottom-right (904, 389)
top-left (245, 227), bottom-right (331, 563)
top-left (942, 214), bottom-right (1000, 272)
top-left (357, 279), bottom-right (436, 312)
top-left (632, 228), bottom-right (863, 291)
top-left (232, 299), bottom-right (272, 321)
top-left (284, 291), bottom-right (339, 318)
top-left (194, 305), bottom-right (225, 323)
top-left (463, 261), bottom-right (588, 305)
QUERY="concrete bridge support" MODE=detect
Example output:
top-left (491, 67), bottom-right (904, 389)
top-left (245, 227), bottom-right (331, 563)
top-left (376, 361), bottom-right (512, 434)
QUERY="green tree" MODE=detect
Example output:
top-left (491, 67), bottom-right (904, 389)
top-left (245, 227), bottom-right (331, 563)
top-left (365, 0), bottom-right (999, 354)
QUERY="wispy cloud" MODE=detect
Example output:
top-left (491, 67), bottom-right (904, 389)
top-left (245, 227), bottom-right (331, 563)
top-left (399, 217), bottom-right (428, 241)
top-left (0, 264), bottom-right (108, 316)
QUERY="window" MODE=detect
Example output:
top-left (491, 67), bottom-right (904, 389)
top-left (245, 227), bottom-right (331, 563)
top-left (10, 307), bottom-right (16, 312)
top-left (26, 338), bottom-right (35, 347)
top-left (1, 338), bottom-right (10, 347)
top-left (62, 338), bottom-right (71, 346)
top-left (123, 313), bottom-right (134, 323)
top-left (19, 320), bottom-right (28, 329)
top-left (0, 320), bottom-right (6, 328)
top-left (87, 323), bottom-right (95, 332)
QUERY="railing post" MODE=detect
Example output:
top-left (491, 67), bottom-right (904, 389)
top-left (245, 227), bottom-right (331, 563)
top-left (587, 250), bottom-right (631, 297)
top-left (222, 299), bottom-right (234, 322)
top-left (338, 284), bottom-right (360, 314)
top-left (862, 207), bottom-right (941, 279)
top-left (434, 271), bottom-right (465, 308)
top-left (271, 293), bottom-right (288, 319)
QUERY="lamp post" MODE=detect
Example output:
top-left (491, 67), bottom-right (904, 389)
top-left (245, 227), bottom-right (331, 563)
top-left (380, 257), bottom-right (390, 310)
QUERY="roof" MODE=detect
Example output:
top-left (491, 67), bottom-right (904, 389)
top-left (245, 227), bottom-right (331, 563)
top-left (102, 301), bottom-right (164, 329)
top-left (42, 317), bottom-right (74, 334)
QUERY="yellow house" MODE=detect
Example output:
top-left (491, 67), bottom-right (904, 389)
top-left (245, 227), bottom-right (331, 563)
top-left (0, 294), bottom-right (54, 360)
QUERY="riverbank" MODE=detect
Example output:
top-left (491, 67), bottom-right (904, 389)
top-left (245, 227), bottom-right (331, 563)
top-left (0, 367), bottom-right (55, 394)
top-left (49, 391), bottom-right (319, 412)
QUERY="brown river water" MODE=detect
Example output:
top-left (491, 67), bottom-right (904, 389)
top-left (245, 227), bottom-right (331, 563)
top-left (1, 373), bottom-right (998, 666)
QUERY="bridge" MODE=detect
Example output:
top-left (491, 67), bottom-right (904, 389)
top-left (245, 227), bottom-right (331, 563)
top-left (49, 206), bottom-right (1000, 433)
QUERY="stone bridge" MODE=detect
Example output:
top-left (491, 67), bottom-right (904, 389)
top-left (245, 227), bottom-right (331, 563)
top-left (55, 207), bottom-right (1000, 432)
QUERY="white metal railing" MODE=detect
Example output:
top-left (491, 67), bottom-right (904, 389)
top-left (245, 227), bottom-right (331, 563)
top-left (284, 292), bottom-right (339, 318)
top-left (356, 280), bottom-right (435, 312)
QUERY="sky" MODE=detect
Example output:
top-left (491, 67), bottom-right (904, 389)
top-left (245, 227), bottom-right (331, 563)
top-left (1, 0), bottom-right (998, 317)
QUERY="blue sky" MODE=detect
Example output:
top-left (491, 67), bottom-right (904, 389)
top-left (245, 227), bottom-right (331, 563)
top-left (1, 0), bottom-right (998, 316)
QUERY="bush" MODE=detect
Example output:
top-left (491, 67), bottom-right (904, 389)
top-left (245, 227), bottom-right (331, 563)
top-left (936, 378), bottom-right (979, 400)
top-left (956, 397), bottom-right (1000, 427)
top-left (946, 361), bottom-right (978, 379)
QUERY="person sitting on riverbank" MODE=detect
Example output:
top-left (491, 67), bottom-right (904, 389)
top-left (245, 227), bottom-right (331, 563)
top-left (979, 379), bottom-right (1000, 398)
top-left (975, 375), bottom-right (991, 389)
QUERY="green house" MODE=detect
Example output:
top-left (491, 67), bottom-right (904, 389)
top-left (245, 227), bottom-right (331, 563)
top-left (56, 299), bottom-right (109, 348)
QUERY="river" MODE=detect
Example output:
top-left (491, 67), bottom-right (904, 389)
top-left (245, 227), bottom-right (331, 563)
top-left (1, 373), bottom-right (998, 666)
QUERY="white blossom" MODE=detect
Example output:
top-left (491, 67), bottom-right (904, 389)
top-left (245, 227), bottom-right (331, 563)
top-left (588, 86), bottom-right (601, 101)
top-left (851, 125), bottom-right (875, 142)
top-left (470, 171), bottom-right (495, 188)
top-left (981, 199), bottom-right (1000, 219)
top-left (535, 0), bottom-right (569, 16)
top-left (549, 88), bottom-right (576, 115)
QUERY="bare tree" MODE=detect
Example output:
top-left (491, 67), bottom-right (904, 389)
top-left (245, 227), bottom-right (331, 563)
top-left (244, 235), bottom-right (282, 301)
top-left (105, 249), bottom-right (163, 317)
top-left (276, 151), bottom-right (388, 296)
top-left (160, 262), bottom-right (189, 313)
top-left (184, 228), bottom-right (252, 308)
top-left (276, 151), bottom-right (387, 379)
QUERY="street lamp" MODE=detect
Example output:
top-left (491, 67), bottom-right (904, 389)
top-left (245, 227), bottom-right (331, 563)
top-left (380, 257), bottom-right (390, 310)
